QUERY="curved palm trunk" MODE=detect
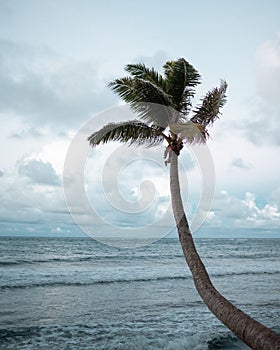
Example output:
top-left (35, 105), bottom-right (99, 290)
top-left (169, 151), bottom-right (280, 350)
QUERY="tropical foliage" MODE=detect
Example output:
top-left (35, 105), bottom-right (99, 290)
top-left (88, 58), bottom-right (227, 150)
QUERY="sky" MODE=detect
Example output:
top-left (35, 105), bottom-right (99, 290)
top-left (0, 0), bottom-right (280, 240)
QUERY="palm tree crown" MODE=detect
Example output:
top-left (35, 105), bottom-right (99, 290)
top-left (88, 58), bottom-right (227, 153)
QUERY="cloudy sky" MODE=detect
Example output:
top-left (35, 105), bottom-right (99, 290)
top-left (0, 0), bottom-right (280, 239)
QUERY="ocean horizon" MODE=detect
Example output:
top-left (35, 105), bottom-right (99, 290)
top-left (1, 226), bottom-right (279, 239)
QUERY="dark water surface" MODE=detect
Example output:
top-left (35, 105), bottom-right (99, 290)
top-left (0, 237), bottom-right (279, 349)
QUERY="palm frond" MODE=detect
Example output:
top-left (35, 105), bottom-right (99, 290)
top-left (191, 80), bottom-right (227, 128)
top-left (163, 58), bottom-right (201, 113)
top-left (125, 63), bottom-right (166, 90)
top-left (108, 77), bottom-right (174, 127)
top-left (88, 120), bottom-right (164, 148)
top-left (109, 77), bottom-right (173, 107)
top-left (108, 77), bottom-right (138, 103)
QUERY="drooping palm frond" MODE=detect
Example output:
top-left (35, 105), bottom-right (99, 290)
top-left (169, 121), bottom-right (207, 144)
top-left (191, 80), bottom-right (227, 128)
top-left (88, 120), bottom-right (165, 148)
top-left (108, 77), bottom-right (174, 128)
top-left (163, 58), bottom-right (201, 114)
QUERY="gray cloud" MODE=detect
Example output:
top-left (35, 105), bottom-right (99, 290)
top-left (18, 159), bottom-right (60, 186)
top-left (231, 157), bottom-right (252, 170)
top-left (0, 1), bottom-right (12, 21)
top-left (0, 166), bottom-right (69, 228)
top-left (10, 127), bottom-right (42, 139)
top-left (0, 39), bottom-right (117, 129)
top-left (243, 101), bottom-right (280, 146)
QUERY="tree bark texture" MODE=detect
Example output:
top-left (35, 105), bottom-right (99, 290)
top-left (169, 150), bottom-right (280, 350)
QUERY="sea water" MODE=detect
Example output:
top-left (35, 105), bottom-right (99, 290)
top-left (0, 237), bottom-right (279, 349)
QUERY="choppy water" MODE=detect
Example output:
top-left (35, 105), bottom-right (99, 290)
top-left (0, 237), bottom-right (279, 349)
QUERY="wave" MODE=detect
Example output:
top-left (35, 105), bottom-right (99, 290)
top-left (0, 256), bottom-right (95, 266)
top-left (212, 253), bottom-right (280, 260)
top-left (1, 270), bottom-right (280, 290)
top-left (0, 326), bottom-right (257, 350)
top-left (213, 270), bottom-right (280, 278)
top-left (0, 260), bottom-right (29, 266)
top-left (208, 333), bottom-right (249, 349)
top-left (0, 255), bottom-right (138, 266)
top-left (0, 254), bottom-right (186, 266)
top-left (0, 326), bottom-right (42, 341)
top-left (0, 275), bottom-right (190, 290)
top-left (0, 324), bottom-right (278, 350)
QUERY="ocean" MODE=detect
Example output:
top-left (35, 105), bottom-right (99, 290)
top-left (0, 237), bottom-right (279, 350)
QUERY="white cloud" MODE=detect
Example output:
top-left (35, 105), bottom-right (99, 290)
top-left (242, 35), bottom-right (280, 146)
top-left (84, 144), bottom-right (172, 229)
top-left (37, 139), bottom-right (71, 175)
top-left (209, 190), bottom-right (280, 229)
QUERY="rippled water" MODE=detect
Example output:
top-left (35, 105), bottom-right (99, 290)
top-left (0, 237), bottom-right (279, 349)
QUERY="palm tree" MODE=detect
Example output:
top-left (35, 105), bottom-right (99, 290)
top-left (88, 58), bottom-right (280, 349)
